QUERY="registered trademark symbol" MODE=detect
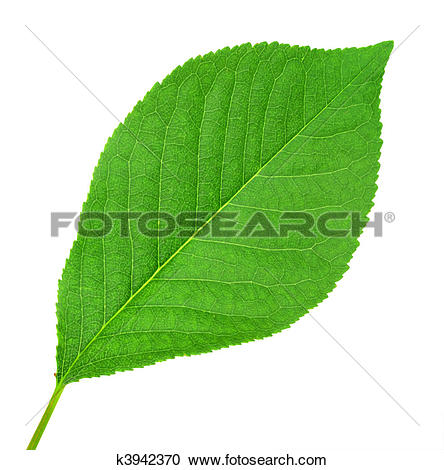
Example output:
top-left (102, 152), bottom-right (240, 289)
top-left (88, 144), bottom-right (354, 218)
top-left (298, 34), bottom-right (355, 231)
top-left (384, 211), bottom-right (395, 223)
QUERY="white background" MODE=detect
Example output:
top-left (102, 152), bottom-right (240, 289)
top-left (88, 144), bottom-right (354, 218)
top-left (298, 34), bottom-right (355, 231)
top-left (1, 1), bottom-right (443, 468)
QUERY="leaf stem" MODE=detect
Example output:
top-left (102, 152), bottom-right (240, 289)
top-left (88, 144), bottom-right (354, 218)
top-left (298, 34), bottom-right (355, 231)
top-left (26, 384), bottom-right (65, 450)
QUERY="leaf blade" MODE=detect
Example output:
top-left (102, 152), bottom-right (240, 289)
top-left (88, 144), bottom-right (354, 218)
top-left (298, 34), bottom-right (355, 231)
top-left (56, 41), bottom-right (393, 384)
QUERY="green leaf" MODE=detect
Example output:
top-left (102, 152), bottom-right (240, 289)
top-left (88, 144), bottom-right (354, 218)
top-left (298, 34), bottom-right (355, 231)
top-left (55, 41), bottom-right (392, 385)
top-left (28, 40), bottom-right (393, 449)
